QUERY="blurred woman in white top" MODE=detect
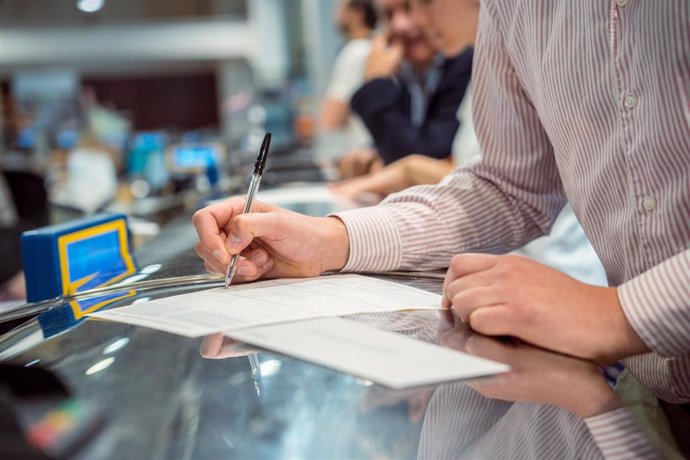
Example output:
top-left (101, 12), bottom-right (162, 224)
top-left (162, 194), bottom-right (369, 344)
top-left (318, 0), bottom-right (378, 156)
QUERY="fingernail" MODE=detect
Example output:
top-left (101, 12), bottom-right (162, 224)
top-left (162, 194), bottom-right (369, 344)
top-left (237, 266), bottom-right (253, 276)
top-left (213, 250), bottom-right (229, 264)
top-left (229, 234), bottom-right (241, 251)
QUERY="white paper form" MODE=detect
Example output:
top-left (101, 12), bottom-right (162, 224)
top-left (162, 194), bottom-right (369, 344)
top-left (230, 318), bottom-right (510, 389)
top-left (88, 275), bottom-right (442, 337)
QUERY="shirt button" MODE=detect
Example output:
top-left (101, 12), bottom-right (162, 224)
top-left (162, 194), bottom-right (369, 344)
top-left (643, 195), bottom-right (657, 212)
top-left (624, 93), bottom-right (638, 110)
top-left (616, 0), bottom-right (629, 7)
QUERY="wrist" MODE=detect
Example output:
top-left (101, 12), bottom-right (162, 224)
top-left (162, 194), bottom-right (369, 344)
top-left (611, 287), bottom-right (651, 358)
top-left (595, 287), bottom-right (650, 363)
top-left (319, 216), bottom-right (350, 272)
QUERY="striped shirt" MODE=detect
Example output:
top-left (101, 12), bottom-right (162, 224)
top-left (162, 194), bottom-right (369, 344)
top-left (336, 0), bottom-right (690, 449)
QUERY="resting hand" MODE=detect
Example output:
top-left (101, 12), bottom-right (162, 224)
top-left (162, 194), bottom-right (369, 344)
top-left (442, 254), bottom-right (649, 363)
top-left (338, 147), bottom-right (382, 179)
top-left (193, 198), bottom-right (349, 283)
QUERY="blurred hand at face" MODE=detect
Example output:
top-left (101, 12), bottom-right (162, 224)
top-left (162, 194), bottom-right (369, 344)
top-left (192, 198), bottom-right (350, 283)
top-left (377, 0), bottom-right (437, 67)
top-left (364, 34), bottom-right (405, 80)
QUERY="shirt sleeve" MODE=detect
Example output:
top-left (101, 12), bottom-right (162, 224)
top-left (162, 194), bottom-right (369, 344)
top-left (618, 250), bottom-right (690, 358)
top-left (337, 3), bottom-right (566, 272)
top-left (584, 408), bottom-right (662, 459)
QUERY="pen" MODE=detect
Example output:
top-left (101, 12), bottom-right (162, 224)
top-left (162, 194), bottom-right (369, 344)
top-left (248, 353), bottom-right (262, 396)
top-left (224, 132), bottom-right (272, 288)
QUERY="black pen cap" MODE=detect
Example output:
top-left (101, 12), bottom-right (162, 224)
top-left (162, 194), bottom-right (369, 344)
top-left (254, 132), bottom-right (272, 175)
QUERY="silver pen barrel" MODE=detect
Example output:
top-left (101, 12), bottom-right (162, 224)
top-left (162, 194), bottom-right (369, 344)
top-left (224, 174), bottom-right (262, 287)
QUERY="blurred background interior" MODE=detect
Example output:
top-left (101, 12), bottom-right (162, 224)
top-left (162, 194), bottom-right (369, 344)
top-left (0, 0), bottom-right (354, 295)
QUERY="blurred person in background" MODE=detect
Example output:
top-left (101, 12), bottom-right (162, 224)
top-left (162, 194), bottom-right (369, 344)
top-left (332, 0), bottom-right (478, 198)
top-left (333, 0), bottom-right (606, 285)
top-left (319, 0), bottom-right (377, 154)
top-left (338, 0), bottom-right (472, 178)
top-left (0, 172), bottom-right (26, 301)
top-left (0, 95), bottom-right (50, 302)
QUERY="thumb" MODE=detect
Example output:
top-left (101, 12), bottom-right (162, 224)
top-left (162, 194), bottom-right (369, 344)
top-left (226, 212), bottom-right (284, 254)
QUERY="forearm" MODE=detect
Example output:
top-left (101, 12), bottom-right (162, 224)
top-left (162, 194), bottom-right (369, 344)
top-left (336, 167), bottom-right (562, 272)
top-left (402, 156), bottom-right (454, 185)
top-left (319, 99), bottom-right (350, 130)
top-left (368, 156), bottom-right (453, 195)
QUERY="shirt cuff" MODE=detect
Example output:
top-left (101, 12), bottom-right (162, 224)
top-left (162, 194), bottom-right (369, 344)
top-left (332, 206), bottom-right (403, 273)
top-left (585, 407), bottom-right (661, 459)
top-left (617, 250), bottom-right (690, 358)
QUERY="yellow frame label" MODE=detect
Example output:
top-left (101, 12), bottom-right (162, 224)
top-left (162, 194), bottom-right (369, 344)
top-left (57, 219), bottom-right (137, 297)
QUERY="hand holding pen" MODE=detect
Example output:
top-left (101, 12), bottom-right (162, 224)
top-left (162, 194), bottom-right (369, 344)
top-left (192, 135), bottom-right (351, 284)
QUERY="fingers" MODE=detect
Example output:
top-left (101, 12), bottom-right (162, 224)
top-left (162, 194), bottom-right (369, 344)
top-left (199, 334), bottom-right (225, 358)
top-left (192, 198), bottom-right (246, 264)
top-left (449, 287), bottom-right (503, 322)
top-left (196, 241), bottom-right (227, 274)
top-left (449, 253), bottom-right (499, 278)
top-left (226, 212), bottom-right (287, 254)
top-left (193, 198), bottom-right (279, 261)
top-left (339, 149), bottom-right (379, 179)
top-left (200, 334), bottom-right (257, 359)
top-left (196, 242), bottom-right (273, 280)
top-left (468, 305), bottom-right (516, 337)
top-left (338, 155), bottom-right (356, 179)
top-left (464, 334), bottom-right (513, 363)
top-left (437, 323), bottom-right (475, 352)
top-left (442, 254), bottom-right (499, 308)
top-left (232, 249), bottom-right (274, 284)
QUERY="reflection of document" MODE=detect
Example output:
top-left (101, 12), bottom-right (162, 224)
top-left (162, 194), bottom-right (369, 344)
top-left (230, 318), bottom-right (509, 389)
top-left (88, 275), bottom-right (441, 337)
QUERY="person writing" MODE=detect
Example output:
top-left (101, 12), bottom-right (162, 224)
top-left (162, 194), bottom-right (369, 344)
top-left (194, 0), bottom-right (689, 444)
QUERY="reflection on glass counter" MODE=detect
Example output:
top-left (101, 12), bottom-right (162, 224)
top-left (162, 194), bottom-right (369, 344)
top-left (0, 300), bottom-right (669, 459)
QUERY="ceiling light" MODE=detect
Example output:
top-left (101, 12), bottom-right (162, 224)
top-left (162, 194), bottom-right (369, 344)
top-left (77, 0), bottom-right (105, 13)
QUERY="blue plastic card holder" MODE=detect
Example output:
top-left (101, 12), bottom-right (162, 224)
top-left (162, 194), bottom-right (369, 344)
top-left (38, 290), bottom-right (137, 338)
top-left (21, 214), bottom-right (137, 303)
